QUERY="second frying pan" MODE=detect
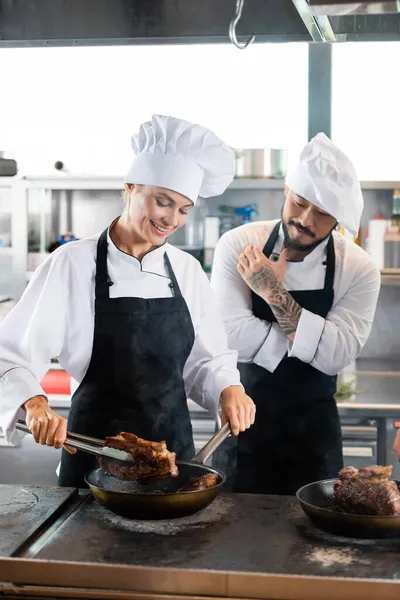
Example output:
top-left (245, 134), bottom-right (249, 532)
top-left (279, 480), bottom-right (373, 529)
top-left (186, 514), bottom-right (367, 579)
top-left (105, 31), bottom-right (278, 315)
top-left (297, 479), bottom-right (400, 539)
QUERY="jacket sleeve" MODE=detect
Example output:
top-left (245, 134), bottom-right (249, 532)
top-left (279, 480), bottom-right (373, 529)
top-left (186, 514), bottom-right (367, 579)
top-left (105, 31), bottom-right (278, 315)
top-left (0, 250), bottom-right (68, 443)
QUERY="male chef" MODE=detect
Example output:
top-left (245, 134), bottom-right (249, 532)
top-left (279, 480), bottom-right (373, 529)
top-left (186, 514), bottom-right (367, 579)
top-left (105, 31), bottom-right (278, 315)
top-left (211, 133), bottom-right (381, 495)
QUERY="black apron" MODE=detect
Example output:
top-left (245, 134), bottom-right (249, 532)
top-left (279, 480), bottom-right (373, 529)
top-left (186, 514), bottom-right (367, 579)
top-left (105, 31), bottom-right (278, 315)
top-left (212, 221), bottom-right (343, 495)
top-left (58, 227), bottom-right (196, 487)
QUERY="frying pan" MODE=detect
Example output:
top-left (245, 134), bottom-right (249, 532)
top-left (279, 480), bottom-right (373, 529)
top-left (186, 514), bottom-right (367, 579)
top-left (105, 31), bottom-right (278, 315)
top-left (15, 419), bottom-right (231, 520)
top-left (297, 479), bottom-right (400, 539)
top-left (84, 424), bottom-right (230, 520)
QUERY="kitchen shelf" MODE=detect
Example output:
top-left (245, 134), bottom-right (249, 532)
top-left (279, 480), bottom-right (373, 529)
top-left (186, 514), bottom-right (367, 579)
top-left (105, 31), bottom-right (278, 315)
top-left (381, 268), bottom-right (400, 286)
top-left (10, 175), bottom-right (400, 192)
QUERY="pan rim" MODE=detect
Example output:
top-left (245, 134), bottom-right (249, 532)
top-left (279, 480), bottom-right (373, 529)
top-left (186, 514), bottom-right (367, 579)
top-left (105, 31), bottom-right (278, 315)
top-left (296, 478), bottom-right (400, 520)
top-left (84, 462), bottom-right (227, 497)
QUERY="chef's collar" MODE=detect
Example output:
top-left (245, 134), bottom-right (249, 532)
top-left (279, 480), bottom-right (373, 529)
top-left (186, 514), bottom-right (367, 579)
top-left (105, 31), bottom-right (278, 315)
top-left (106, 223), bottom-right (169, 272)
top-left (275, 222), bottom-right (330, 265)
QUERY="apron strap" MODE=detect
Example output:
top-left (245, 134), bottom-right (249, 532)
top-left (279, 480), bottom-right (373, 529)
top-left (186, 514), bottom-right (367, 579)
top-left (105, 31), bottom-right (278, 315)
top-left (324, 234), bottom-right (335, 290)
top-left (164, 252), bottom-right (183, 298)
top-left (95, 228), bottom-right (111, 300)
top-left (262, 222), bottom-right (281, 258)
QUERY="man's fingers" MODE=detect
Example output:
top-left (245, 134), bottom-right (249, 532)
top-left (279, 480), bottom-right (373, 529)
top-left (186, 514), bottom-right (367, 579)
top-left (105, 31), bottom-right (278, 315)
top-left (239, 251), bottom-right (250, 268)
top-left (279, 248), bottom-right (288, 263)
top-left (244, 246), bottom-right (257, 265)
top-left (237, 263), bottom-right (245, 276)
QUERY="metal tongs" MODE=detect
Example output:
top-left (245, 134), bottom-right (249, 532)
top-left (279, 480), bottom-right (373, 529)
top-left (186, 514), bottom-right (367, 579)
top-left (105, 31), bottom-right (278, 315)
top-left (15, 419), bottom-right (136, 464)
top-left (15, 420), bottom-right (232, 466)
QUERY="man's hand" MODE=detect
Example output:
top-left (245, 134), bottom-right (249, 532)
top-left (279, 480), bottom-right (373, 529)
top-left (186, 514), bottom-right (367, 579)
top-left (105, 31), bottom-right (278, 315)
top-left (23, 395), bottom-right (76, 453)
top-left (237, 245), bottom-right (287, 301)
top-left (394, 428), bottom-right (400, 458)
top-left (237, 245), bottom-right (302, 342)
top-left (220, 385), bottom-right (256, 436)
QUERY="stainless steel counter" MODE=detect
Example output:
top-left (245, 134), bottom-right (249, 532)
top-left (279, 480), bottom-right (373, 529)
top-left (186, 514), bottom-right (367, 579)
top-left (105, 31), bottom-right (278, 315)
top-left (0, 485), bottom-right (399, 600)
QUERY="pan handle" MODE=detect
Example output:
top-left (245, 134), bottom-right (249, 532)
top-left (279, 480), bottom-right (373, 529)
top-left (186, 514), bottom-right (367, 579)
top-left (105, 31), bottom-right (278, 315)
top-left (191, 422), bottom-right (231, 465)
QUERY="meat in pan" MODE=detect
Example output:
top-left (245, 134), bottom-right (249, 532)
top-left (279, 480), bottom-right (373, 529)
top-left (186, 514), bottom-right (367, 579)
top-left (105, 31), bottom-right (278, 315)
top-left (178, 473), bottom-right (219, 492)
top-left (98, 431), bottom-right (178, 481)
top-left (333, 465), bottom-right (400, 516)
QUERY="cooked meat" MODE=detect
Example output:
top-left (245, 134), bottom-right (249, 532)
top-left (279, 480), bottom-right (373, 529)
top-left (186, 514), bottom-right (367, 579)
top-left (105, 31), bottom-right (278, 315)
top-left (333, 465), bottom-right (400, 516)
top-left (178, 473), bottom-right (218, 492)
top-left (98, 431), bottom-right (178, 481)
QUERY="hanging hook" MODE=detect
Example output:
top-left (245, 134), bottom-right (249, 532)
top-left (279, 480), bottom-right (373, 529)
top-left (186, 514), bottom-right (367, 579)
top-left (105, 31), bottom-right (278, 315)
top-left (229, 0), bottom-right (255, 50)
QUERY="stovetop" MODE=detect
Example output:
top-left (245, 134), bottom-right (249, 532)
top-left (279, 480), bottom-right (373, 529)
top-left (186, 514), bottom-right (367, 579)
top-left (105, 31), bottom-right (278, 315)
top-left (25, 491), bottom-right (400, 581)
top-left (0, 485), bottom-right (78, 557)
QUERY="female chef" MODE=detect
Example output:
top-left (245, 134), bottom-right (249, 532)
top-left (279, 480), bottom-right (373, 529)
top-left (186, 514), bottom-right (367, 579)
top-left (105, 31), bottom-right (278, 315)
top-left (0, 114), bottom-right (255, 487)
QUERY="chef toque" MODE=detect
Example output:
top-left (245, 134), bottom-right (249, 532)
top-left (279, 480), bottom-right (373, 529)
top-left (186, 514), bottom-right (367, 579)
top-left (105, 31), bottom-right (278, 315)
top-left (285, 133), bottom-right (363, 237)
top-left (125, 115), bottom-right (236, 202)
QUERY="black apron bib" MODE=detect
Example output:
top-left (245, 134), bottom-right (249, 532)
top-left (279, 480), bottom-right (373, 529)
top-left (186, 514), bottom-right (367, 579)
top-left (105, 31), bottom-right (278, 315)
top-left (58, 227), bottom-right (196, 487)
top-left (212, 221), bottom-right (343, 495)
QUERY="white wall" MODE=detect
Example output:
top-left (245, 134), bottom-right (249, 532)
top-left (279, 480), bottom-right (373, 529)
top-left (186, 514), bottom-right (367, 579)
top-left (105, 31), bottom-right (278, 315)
top-left (0, 43), bottom-right (308, 175)
top-left (332, 42), bottom-right (400, 181)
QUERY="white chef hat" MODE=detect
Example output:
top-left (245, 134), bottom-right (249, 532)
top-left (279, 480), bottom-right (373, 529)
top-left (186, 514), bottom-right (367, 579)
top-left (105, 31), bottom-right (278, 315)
top-left (125, 115), bottom-right (236, 202)
top-left (285, 133), bottom-right (363, 237)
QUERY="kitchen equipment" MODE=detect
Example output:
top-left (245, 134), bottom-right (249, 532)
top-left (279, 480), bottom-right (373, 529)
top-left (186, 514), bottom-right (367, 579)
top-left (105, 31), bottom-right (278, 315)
top-left (0, 152), bottom-right (17, 177)
top-left (85, 423), bottom-right (231, 520)
top-left (218, 203), bottom-right (258, 237)
top-left (234, 148), bottom-right (288, 179)
top-left (15, 420), bottom-right (137, 466)
top-left (367, 213), bottom-right (386, 269)
top-left (384, 190), bottom-right (400, 268)
top-left (297, 478), bottom-right (400, 539)
top-left (185, 196), bottom-right (208, 248)
top-left (15, 419), bottom-right (231, 520)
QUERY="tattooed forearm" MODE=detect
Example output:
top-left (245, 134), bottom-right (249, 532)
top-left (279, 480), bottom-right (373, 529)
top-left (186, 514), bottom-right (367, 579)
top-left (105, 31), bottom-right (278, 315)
top-left (268, 289), bottom-right (302, 340)
top-left (248, 266), bottom-right (302, 340)
top-left (249, 266), bottom-right (279, 294)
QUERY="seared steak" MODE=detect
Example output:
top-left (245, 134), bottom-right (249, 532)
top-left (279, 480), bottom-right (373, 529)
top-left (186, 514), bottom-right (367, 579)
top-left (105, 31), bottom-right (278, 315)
top-left (333, 465), bottom-right (400, 516)
top-left (178, 473), bottom-right (218, 492)
top-left (98, 431), bottom-right (178, 481)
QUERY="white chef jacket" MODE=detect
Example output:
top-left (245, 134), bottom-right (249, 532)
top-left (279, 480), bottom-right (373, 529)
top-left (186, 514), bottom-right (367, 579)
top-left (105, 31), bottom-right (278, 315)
top-left (0, 228), bottom-right (241, 445)
top-left (211, 220), bottom-right (381, 376)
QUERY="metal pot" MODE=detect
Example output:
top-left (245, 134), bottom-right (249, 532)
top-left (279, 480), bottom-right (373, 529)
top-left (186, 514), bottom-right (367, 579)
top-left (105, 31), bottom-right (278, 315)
top-left (234, 148), bottom-right (288, 179)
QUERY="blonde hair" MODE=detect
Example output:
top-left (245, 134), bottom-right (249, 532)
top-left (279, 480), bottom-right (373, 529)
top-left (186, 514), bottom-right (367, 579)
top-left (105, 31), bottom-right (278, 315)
top-left (122, 183), bottom-right (144, 204)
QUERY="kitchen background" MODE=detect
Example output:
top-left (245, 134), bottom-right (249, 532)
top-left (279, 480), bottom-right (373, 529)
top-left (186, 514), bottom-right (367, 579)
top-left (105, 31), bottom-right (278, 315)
top-left (1, 40), bottom-right (400, 484)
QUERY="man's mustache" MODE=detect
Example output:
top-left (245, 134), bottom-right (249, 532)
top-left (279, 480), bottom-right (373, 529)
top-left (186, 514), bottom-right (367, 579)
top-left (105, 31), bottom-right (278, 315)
top-left (289, 220), bottom-right (315, 238)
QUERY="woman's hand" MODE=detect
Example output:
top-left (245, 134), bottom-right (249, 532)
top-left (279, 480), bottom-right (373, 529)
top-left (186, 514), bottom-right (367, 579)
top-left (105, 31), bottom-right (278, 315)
top-left (220, 385), bottom-right (256, 435)
top-left (23, 395), bottom-right (76, 453)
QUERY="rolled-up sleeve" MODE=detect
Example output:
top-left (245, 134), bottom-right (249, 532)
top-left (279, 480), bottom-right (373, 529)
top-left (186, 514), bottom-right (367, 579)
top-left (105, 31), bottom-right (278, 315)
top-left (288, 259), bottom-right (381, 375)
top-left (0, 251), bottom-right (67, 442)
top-left (183, 266), bottom-right (242, 419)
